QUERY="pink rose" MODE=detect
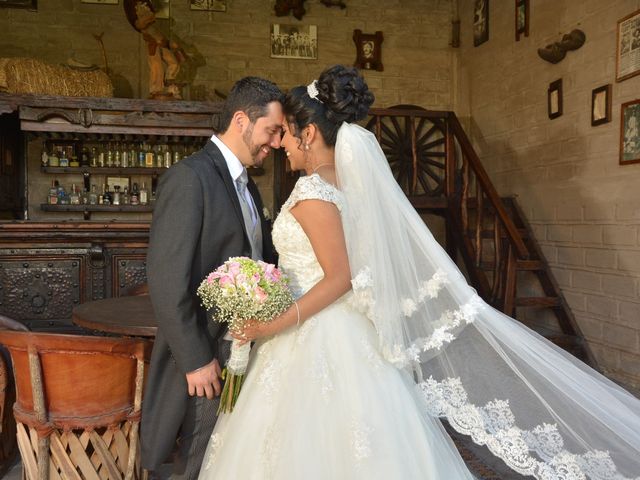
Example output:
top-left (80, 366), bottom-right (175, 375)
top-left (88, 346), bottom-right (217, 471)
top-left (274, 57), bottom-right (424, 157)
top-left (254, 286), bottom-right (267, 303)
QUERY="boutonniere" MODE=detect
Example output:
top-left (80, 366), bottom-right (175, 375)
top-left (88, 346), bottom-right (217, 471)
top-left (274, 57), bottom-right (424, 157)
top-left (262, 207), bottom-right (272, 221)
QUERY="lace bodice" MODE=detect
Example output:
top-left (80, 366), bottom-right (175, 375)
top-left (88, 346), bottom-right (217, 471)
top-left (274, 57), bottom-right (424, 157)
top-left (272, 174), bottom-right (344, 298)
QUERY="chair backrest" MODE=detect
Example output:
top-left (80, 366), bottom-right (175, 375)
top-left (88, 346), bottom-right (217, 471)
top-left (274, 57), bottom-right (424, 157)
top-left (0, 330), bottom-right (152, 431)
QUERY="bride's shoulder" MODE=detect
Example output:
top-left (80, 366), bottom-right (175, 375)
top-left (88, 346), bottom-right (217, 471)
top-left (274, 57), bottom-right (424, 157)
top-left (285, 174), bottom-right (343, 210)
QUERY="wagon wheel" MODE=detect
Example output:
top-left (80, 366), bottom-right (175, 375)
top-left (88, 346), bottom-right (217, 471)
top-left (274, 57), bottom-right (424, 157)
top-left (365, 105), bottom-right (447, 197)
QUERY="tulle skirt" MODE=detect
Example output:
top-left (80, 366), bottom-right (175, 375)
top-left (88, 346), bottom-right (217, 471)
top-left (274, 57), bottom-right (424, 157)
top-left (198, 300), bottom-right (474, 479)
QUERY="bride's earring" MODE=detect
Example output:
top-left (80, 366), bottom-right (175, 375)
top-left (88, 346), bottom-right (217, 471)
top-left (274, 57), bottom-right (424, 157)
top-left (304, 144), bottom-right (310, 150)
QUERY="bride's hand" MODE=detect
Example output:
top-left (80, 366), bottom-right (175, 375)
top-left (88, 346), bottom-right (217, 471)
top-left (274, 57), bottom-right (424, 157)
top-left (232, 319), bottom-right (275, 345)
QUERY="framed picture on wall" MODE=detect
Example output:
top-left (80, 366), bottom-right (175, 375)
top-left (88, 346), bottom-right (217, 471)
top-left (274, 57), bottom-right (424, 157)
top-left (591, 84), bottom-right (612, 126)
top-left (515, 0), bottom-right (529, 41)
top-left (353, 30), bottom-right (384, 71)
top-left (0, 0), bottom-right (37, 8)
top-left (620, 99), bottom-right (640, 165)
top-left (270, 24), bottom-right (317, 60)
top-left (80, 0), bottom-right (118, 4)
top-left (190, 0), bottom-right (226, 11)
top-left (616, 9), bottom-right (640, 82)
top-left (548, 79), bottom-right (562, 119)
top-left (473, 0), bottom-right (489, 46)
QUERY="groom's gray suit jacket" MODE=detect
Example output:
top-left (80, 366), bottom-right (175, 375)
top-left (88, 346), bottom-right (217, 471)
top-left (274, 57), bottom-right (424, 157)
top-left (140, 140), bottom-right (276, 470)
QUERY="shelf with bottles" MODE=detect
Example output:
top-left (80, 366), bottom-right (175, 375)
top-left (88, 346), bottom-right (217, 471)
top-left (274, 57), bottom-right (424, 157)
top-left (42, 179), bottom-right (154, 220)
top-left (38, 137), bottom-right (266, 176)
top-left (40, 204), bottom-right (154, 213)
top-left (40, 137), bottom-right (198, 171)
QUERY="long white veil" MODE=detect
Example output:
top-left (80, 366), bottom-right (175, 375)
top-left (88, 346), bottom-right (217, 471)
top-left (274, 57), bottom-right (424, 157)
top-left (336, 122), bottom-right (640, 479)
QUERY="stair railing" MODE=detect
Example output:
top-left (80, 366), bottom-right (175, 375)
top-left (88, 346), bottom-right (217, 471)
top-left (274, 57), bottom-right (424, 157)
top-left (366, 107), bottom-right (530, 309)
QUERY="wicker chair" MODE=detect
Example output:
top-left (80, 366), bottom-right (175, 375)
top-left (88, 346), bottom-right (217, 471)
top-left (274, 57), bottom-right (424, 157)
top-left (0, 330), bottom-right (152, 480)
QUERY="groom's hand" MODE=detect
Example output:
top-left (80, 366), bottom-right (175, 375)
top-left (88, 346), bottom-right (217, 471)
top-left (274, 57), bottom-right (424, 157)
top-left (186, 359), bottom-right (222, 399)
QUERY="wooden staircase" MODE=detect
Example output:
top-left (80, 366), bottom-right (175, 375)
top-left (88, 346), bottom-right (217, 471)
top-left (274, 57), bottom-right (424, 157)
top-left (365, 107), bottom-right (597, 367)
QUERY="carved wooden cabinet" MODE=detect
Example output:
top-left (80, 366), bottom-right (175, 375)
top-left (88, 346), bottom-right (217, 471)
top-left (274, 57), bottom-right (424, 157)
top-left (0, 94), bottom-right (224, 330)
top-left (0, 223), bottom-right (151, 330)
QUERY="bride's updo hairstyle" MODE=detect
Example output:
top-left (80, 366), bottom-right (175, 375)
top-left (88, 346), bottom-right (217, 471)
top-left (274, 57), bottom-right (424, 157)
top-left (284, 65), bottom-right (374, 146)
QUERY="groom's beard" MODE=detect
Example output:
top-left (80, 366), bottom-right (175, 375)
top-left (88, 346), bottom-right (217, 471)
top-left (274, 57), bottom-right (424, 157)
top-left (242, 123), bottom-right (268, 166)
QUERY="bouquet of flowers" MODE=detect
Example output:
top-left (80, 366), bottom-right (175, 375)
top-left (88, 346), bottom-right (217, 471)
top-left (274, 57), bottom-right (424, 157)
top-left (197, 257), bottom-right (293, 413)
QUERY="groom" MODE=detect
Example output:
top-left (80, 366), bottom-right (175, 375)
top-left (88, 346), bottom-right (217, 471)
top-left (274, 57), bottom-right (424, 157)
top-left (141, 77), bottom-right (284, 479)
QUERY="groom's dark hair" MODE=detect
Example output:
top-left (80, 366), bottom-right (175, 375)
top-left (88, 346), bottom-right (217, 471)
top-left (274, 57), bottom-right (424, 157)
top-left (218, 77), bottom-right (284, 132)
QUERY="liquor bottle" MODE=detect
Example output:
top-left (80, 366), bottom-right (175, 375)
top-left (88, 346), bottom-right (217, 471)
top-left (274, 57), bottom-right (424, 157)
top-left (138, 143), bottom-right (146, 168)
top-left (102, 184), bottom-right (112, 206)
top-left (114, 143), bottom-right (122, 168)
top-left (122, 186), bottom-right (130, 205)
top-left (164, 145), bottom-right (172, 168)
top-left (58, 184), bottom-right (69, 205)
top-left (106, 143), bottom-right (114, 168)
top-left (173, 148), bottom-right (181, 164)
top-left (80, 147), bottom-right (90, 167)
top-left (130, 183), bottom-right (140, 205)
top-left (59, 149), bottom-right (69, 168)
top-left (129, 144), bottom-right (138, 168)
top-left (80, 188), bottom-right (89, 205)
top-left (69, 149), bottom-right (80, 168)
top-left (41, 144), bottom-right (49, 167)
top-left (121, 144), bottom-right (129, 168)
top-left (97, 145), bottom-right (105, 168)
top-left (48, 150), bottom-right (60, 167)
top-left (154, 144), bottom-right (163, 168)
top-left (112, 185), bottom-right (121, 206)
top-left (89, 184), bottom-right (98, 205)
top-left (145, 144), bottom-right (154, 168)
top-left (90, 147), bottom-right (98, 167)
top-left (48, 180), bottom-right (59, 205)
top-left (139, 182), bottom-right (148, 205)
top-left (69, 184), bottom-right (80, 205)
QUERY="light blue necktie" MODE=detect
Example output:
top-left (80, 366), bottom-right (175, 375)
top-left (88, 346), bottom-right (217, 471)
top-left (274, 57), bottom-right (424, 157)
top-left (235, 171), bottom-right (263, 260)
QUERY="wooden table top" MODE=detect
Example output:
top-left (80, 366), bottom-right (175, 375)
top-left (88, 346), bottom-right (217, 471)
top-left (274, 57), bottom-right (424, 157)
top-left (72, 295), bottom-right (157, 337)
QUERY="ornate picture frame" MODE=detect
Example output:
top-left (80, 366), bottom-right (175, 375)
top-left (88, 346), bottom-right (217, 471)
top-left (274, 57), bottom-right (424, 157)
top-left (620, 98), bottom-right (640, 165)
top-left (591, 84), bottom-right (612, 127)
top-left (616, 9), bottom-right (640, 82)
top-left (515, 0), bottom-right (529, 41)
top-left (548, 79), bottom-right (563, 120)
top-left (353, 30), bottom-right (383, 71)
top-left (0, 0), bottom-right (37, 6)
top-left (473, 0), bottom-right (489, 47)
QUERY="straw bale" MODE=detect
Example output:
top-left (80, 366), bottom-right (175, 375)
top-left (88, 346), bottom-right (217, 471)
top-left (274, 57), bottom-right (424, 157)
top-left (1, 57), bottom-right (113, 97)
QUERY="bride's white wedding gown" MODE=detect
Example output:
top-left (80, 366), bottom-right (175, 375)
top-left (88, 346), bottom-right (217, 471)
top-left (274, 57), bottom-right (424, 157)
top-left (198, 174), bottom-right (475, 479)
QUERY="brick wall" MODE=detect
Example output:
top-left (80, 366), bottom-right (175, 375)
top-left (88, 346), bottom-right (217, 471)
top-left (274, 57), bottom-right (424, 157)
top-left (1, 0), bottom-right (456, 218)
top-left (0, 0), bottom-right (455, 106)
top-left (457, 0), bottom-right (640, 388)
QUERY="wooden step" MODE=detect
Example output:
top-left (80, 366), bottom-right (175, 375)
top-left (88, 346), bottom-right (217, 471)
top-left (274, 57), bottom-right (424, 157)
top-left (515, 260), bottom-right (544, 270)
top-left (408, 195), bottom-right (448, 210)
top-left (478, 260), bottom-right (543, 271)
top-left (467, 228), bottom-right (529, 239)
top-left (515, 296), bottom-right (561, 307)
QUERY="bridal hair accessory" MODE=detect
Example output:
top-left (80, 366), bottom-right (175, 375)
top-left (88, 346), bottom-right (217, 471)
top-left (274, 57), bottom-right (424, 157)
top-left (307, 80), bottom-right (322, 102)
top-left (197, 257), bottom-right (293, 413)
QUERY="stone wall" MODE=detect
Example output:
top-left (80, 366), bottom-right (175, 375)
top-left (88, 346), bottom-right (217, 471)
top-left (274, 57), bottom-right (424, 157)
top-left (457, 0), bottom-right (640, 388)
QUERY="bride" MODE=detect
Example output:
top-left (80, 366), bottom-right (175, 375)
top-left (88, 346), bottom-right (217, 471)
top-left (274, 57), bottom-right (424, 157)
top-left (199, 65), bottom-right (640, 479)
